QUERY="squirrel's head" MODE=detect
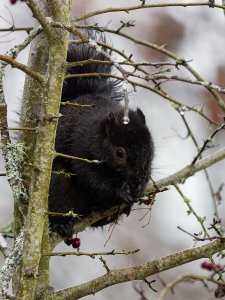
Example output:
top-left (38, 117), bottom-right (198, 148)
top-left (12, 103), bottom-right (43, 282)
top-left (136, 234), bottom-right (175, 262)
top-left (100, 108), bottom-right (154, 197)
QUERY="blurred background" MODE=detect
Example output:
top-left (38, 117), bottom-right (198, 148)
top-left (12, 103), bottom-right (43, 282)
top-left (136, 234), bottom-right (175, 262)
top-left (1, 0), bottom-right (225, 299)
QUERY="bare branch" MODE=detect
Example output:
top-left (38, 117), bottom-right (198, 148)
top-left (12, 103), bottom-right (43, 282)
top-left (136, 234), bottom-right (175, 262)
top-left (0, 26), bottom-right (33, 32)
top-left (61, 101), bottom-right (94, 108)
top-left (74, 2), bottom-right (225, 22)
top-left (89, 26), bottom-right (225, 113)
top-left (191, 124), bottom-right (225, 165)
top-left (174, 185), bottom-right (209, 237)
top-left (43, 249), bottom-right (139, 258)
top-left (175, 107), bottom-right (220, 220)
top-left (147, 147), bottom-right (225, 193)
top-left (9, 26), bottom-right (42, 59)
top-left (99, 256), bottom-right (110, 273)
top-left (0, 54), bottom-right (44, 82)
top-left (157, 273), bottom-right (225, 300)
top-left (50, 239), bottom-right (225, 300)
top-left (26, 0), bottom-right (52, 35)
top-left (177, 226), bottom-right (222, 242)
top-left (65, 72), bottom-right (217, 125)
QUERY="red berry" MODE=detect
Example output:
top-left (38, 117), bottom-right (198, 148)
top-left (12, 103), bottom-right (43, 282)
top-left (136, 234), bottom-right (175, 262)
top-left (214, 263), bottom-right (222, 271)
top-left (10, 0), bottom-right (25, 4)
top-left (201, 260), bottom-right (213, 271)
top-left (201, 261), bottom-right (208, 269)
top-left (65, 238), bottom-right (73, 246)
top-left (201, 260), bottom-right (222, 272)
top-left (72, 237), bottom-right (80, 249)
top-left (206, 264), bottom-right (213, 271)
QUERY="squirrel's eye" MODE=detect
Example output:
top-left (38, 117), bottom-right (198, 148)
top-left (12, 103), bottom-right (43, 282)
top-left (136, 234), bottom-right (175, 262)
top-left (115, 147), bottom-right (126, 159)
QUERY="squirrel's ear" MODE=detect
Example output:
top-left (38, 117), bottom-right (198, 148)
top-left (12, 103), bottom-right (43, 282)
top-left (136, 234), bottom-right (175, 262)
top-left (102, 113), bottom-right (118, 139)
top-left (136, 108), bottom-right (146, 125)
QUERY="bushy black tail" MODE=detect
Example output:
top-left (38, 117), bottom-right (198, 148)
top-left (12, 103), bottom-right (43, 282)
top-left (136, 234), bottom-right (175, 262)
top-left (62, 34), bottom-right (122, 101)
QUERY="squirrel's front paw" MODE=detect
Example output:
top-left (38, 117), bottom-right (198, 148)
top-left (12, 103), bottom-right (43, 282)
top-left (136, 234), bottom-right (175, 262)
top-left (119, 183), bottom-right (134, 204)
top-left (50, 218), bottom-right (74, 240)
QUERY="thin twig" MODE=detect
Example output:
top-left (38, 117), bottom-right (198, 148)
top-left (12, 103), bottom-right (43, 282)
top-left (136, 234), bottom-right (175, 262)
top-left (0, 127), bottom-right (37, 132)
top-left (89, 25), bottom-right (225, 113)
top-left (61, 102), bottom-right (94, 108)
top-left (157, 274), bottom-right (225, 300)
top-left (55, 152), bottom-right (101, 164)
top-left (43, 249), bottom-right (139, 257)
top-left (74, 2), bottom-right (225, 22)
top-left (7, 26), bottom-right (42, 59)
top-left (104, 221), bottom-right (117, 247)
top-left (0, 26), bottom-right (34, 32)
top-left (47, 211), bottom-right (81, 218)
top-left (99, 256), bottom-right (110, 273)
top-left (66, 58), bottom-right (178, 69)
top-left (191, 124), bottom-right (225, 165)
top-left (175, 107), bottom-right (220, 221)
top-left (146, 147), bottom-right (225, 193)
top-left (52, 170), bottom-right (76, 177)
top-left (65, 72), bottom-right (217, 125)
top-left (174, 185), bottom-right (209, 238)
top-left (177, 226), bottom-right (224, 242)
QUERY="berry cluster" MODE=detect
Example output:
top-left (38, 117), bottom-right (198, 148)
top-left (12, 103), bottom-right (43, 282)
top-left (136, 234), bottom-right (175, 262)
top-left (10, 0), bottom-right (25, 4)
top-left (65, 237), bottom-right (81, 249)
top-left (201, 260), bottom-right (222, 272)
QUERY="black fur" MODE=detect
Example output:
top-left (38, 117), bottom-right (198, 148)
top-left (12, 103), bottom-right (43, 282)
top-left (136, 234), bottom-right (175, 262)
top-left (49, 35), bottom-right (154, 238)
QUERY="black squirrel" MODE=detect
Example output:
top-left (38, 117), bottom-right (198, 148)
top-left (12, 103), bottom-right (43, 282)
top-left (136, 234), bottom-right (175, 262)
top-left (49, 35), bottom-right (154, 238)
